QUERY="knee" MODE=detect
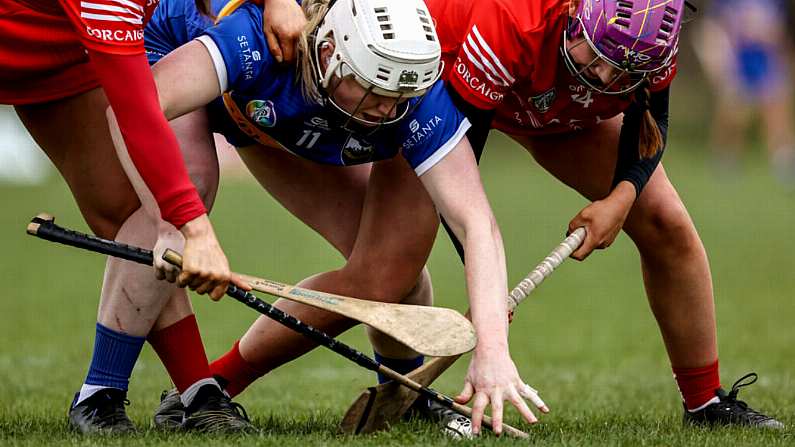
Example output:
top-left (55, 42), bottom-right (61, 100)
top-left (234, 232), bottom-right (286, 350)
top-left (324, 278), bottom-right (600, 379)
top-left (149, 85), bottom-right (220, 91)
top-left (82, 192), bottom-right (141, 240)
top-left (626, 198), bottom-right (703, 257)
top-left (400, 267), bottom-right (433, 306)
top-left (342, 257), bottom-right (425, 304)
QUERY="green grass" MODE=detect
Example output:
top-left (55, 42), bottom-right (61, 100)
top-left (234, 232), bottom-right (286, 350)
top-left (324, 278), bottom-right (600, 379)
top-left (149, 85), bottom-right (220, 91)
top-left (1, 132), bottom-right (794, 446)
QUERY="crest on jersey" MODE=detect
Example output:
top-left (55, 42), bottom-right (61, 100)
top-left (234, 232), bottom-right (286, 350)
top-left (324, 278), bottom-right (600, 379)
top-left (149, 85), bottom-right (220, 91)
top-left (246, 99), bottom-right (277, 127)
top-left (530, 88), bottom-right (556, 113)
top-left (341, 134), bottom-right (375, 165)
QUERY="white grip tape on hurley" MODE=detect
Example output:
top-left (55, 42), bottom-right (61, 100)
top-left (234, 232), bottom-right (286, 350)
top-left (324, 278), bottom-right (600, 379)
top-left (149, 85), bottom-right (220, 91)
top-left (507, 227), bottom-right (586, 310)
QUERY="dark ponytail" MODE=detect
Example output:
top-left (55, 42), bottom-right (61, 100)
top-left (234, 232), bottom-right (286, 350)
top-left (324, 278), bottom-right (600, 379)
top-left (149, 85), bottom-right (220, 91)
top-left (634, 82), bottom-right (663, 159)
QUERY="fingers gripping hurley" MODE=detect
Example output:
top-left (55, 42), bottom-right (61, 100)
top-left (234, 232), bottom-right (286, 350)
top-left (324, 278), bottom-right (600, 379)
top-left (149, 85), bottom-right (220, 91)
top-left (26, 214), bottom-right (511, 438)
top-left (339, 228), bottom-right (586, 435)
top-left (26, 214), bottom-right (475, 357)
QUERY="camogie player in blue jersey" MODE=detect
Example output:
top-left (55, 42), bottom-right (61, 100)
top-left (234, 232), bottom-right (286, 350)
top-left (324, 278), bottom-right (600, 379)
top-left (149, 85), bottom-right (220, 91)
top-left (131, 0), bottom-right (548, 436)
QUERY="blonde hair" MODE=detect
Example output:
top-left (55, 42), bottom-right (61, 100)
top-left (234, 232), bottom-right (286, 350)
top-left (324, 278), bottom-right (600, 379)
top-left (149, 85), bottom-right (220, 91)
top-left (297, 0), bottom-right (332, 102)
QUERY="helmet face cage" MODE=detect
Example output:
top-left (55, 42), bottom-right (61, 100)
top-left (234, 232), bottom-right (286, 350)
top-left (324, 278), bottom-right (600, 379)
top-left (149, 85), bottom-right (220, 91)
top-left (311, 0), bottom-right (442, 130)
top-left (562, 0), bottom-right (684, 96)
top-left (562, 16), bottom-right (653, 95)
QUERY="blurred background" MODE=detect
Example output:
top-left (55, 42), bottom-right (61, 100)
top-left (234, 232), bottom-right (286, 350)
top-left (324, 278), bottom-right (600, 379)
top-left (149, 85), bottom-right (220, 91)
top-left (1, 1), bottom-right (794, 444)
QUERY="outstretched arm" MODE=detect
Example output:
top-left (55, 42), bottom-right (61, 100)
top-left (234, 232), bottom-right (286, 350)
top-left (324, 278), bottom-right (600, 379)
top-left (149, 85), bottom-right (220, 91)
top-left (419, 137), bottom-right (548, 435)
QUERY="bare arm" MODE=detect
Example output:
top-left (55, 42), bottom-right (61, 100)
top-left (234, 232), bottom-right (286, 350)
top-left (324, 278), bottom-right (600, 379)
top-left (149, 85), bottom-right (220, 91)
top-left (419, 137), bottom-right (547, 435)
top-left (151, 39), bottom-right (225, 121)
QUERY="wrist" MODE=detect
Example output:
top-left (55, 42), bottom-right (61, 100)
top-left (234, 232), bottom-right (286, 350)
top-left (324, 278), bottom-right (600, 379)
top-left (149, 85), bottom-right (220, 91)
top-left (473, 330), bottom-right (509, 353)
top-left (179, 214), bottom-right (211, 238)
top-left (609, 181), bottom-right (637, 208)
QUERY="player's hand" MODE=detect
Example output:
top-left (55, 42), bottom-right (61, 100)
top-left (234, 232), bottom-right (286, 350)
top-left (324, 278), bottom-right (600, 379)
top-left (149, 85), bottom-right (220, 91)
top-left (455, 348), bottom-right (548, 435)
top-left (178, 214), bottom-right (250, 300)
top-left (153, 221), bottom-right (184, 283)
top-left (262, 0), bottom-right (306, 63)
top-left (568, 181), bottom-right (636, 261)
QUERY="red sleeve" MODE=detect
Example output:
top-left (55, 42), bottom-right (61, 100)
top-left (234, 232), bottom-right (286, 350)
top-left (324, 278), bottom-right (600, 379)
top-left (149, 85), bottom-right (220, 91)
top-left (88, 49), bottom-right (207, 228)
top-left (445, 3), bottom-right (529, 110)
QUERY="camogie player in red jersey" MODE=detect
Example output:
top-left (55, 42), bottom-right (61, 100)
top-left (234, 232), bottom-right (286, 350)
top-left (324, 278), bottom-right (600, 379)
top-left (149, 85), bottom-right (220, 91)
top-left (0, 0), bottom-right (305, 434)
top-left (425, 0), bottom-right (784, 428)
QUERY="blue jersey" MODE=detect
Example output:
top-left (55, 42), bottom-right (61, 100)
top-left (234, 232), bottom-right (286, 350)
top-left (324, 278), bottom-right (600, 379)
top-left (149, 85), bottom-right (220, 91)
top-left (145, 0), bottom-right (469, 174)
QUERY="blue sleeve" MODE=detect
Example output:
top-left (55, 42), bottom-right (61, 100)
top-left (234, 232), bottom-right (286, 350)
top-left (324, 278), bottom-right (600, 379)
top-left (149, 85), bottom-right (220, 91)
top-left (398, 82), bottom-right (472, 176)
top-left (202, 4), bottom-right (275, 92)
top-left (145, 0), bottom-right (213, 65)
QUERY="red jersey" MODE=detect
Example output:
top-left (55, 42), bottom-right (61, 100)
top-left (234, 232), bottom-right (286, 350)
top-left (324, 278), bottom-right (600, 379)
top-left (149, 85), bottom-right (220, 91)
top-left (0, 0), bottom-right (159, 103)
top-left (427, 0), bottom-right (676, 136)
top-left (0, 0), bottom-right (206, 228)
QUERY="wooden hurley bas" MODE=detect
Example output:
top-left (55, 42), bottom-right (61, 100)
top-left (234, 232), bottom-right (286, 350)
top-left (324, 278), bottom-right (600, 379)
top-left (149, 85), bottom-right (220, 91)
top-left (339, 228), bottom-right (586, 435)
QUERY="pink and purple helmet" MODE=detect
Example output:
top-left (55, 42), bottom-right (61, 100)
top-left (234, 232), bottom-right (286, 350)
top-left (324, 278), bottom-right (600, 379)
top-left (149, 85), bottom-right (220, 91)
top-left (562, 0), bottom-right (686, 95)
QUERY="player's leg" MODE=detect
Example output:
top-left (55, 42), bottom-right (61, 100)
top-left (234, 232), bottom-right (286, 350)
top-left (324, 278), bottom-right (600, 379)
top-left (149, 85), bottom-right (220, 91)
top-left (512, 117), bottom-right (781, 427)
top-left (16, 89), bottom-right (151, 433)
top-left (210, 150), bottom-right (438, 397)
top-left (130, 109), bottom-right (254, 433)
top-left (236, 146), bottom-right (433, 364)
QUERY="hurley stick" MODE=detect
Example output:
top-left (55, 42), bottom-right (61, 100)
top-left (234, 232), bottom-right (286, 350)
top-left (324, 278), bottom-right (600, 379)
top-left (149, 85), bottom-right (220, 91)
top-left (339, 228), bottom-right (587, 434)
top-left (26, 213), bottom-right (474, 357)
top-left (24, 213), bottom-right (525, 438)
top-left (173, 253), bottom-right (528, 438)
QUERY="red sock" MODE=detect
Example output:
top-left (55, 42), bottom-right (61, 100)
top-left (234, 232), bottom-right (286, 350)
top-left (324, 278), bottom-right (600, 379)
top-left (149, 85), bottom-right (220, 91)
top-left (673, 359), bottom-right (721, 411)
top-left (209, 340), bottom-right (266, 398)
top-left (147, 315), bottom-right (212, 393)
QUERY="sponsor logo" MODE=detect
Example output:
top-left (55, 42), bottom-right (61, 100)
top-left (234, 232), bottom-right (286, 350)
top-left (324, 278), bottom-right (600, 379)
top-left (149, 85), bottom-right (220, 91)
top-left (454, 57), bottom-right (504, 102)
top-left (85, 25), bottom-right (143, 42)
top-left (305, 116), bottom-right (330, 130)
top-left (402, 115), bottom-right (443, 150)
top-left (237, 35), bottom-right (258, 80)
top-left (341, 135), bottom-right (375, 164)
top-left (246, 99), bottom-right (276, 127)
top-left (530, 88), bottom-right (556, 113)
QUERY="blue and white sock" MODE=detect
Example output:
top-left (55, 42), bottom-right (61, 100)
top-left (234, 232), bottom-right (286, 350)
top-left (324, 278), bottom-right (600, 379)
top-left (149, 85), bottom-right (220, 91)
top-left (374, 352), bottom-right (424, 385)
top-left (75, 323), bottom-right (146, 406)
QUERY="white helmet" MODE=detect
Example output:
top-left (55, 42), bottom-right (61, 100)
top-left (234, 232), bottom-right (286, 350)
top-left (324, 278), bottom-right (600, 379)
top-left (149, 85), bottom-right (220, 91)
top-left (313, 0), bottom-right (442, 125)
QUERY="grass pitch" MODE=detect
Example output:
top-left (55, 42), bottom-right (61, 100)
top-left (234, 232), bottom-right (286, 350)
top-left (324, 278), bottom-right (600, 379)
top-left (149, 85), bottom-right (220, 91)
top-left (1, 132), bottom-right (794, 446)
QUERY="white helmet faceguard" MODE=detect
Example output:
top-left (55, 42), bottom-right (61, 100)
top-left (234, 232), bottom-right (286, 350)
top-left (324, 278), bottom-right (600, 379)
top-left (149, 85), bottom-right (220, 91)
top-left (313, 0), bottom-right (443, 127)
